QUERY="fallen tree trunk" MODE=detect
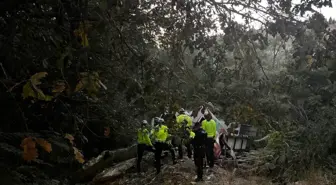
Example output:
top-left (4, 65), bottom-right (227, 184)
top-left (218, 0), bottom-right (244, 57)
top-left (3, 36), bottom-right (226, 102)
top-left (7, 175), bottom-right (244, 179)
top-left (92, 158), bottom-right (136, 184)
top-left (92, 153), bottom-right (154, 184)
top-left (73, 144), bottom-right (137, 182)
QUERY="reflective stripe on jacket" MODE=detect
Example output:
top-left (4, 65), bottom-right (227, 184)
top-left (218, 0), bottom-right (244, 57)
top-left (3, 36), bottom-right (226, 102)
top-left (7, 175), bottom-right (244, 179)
top-left (201, 119), bottom-right (216, 138)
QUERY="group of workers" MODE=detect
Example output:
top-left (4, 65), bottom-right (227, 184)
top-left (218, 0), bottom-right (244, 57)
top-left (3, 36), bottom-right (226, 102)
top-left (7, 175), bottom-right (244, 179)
top-left (136, 108), bottom-right (218, 182)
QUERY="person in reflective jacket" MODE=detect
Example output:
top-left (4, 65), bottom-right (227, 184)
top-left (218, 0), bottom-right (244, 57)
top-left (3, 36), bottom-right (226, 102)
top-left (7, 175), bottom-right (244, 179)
top-left (191, 121), bottom-right (207, 182)
top-left (176, 108), bottom-right (193, 159)
top-left (176, 108), bottom-right (192, 128)
top-left (201, 113), bottom-right (216, 168)
top-left (184, 126), bottom-right (195, 158)
top-left (152, 117), bottom-right (176, 174)
top-left (137, 120), bottom-right (155, 173)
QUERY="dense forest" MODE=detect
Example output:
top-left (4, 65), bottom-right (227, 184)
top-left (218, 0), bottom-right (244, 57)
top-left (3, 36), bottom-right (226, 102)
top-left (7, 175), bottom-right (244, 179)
top-left (1, 0), bottom-right (336, 184)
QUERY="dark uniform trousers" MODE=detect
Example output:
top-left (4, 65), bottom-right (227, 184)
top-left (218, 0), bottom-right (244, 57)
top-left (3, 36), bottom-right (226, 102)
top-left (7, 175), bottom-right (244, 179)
top-left (178, 138), bottom-right (192, 159)
top-left (185, 138), bottom-right (192, 158)
top-left (154, 142), bottom-right (176, 173)
top-left (193, 146), bottom-right (205, 179)
top-left (205, 137), bottom-right (215, 168)
top-left (137, 144), bottom-right (155, 172)
top-left (175, 127), bottom-right (192, 159)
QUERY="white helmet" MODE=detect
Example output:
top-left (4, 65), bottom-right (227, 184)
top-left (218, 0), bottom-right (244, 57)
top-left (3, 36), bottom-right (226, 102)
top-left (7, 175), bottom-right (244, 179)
top-left (154, 117), bottom-right (164, 124)
top-left (141, 120), bottom-right (148, 125)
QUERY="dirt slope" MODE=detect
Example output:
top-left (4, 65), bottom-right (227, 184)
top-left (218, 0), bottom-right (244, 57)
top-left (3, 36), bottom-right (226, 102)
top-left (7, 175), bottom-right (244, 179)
top-left (108, 156), bottom-right (272, 185)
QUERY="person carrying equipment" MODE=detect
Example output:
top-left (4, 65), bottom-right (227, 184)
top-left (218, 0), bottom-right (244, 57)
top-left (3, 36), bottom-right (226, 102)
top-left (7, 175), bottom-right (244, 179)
top-left (201, 113), bottom-right (217, 168)
top-left (191, 121), bottom-right (207, 182)
top-left (137, 120), bottom-right (155, 173)
top-left (152, 117), bottom-right (176, 174)
top-left (175, 108), bottom-right (193, 159)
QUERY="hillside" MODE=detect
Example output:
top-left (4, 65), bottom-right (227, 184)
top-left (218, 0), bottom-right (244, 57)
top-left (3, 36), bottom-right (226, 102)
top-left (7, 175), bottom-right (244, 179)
top-left (1, 0), bottom-right (336, 184)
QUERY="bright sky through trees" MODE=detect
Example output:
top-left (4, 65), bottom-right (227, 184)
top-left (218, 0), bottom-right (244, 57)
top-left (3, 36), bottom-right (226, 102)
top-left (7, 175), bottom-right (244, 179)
top-left (212, 0), bottom-right (336, 34)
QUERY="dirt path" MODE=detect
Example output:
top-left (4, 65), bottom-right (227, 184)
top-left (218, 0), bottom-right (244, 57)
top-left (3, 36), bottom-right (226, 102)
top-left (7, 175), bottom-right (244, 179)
top-left (108, 156), bottom-right (271, 185)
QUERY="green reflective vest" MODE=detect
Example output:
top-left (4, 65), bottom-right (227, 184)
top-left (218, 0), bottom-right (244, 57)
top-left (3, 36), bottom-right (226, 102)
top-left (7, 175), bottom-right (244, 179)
top-left (176, 114), bottom-right (192, 128)
top-left (201, 119), bottom-right (216, 138)
top-left (152, 125), bottom-right (169, 143)
top-left (190, 131), bottom-right (195, 139)
top-left (137, 128), bottom-right (153, 146)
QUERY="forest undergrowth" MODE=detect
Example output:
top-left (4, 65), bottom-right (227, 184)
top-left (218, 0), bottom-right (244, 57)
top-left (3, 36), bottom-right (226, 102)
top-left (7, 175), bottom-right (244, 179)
top-left (1, 0), bottom-right (336, 184)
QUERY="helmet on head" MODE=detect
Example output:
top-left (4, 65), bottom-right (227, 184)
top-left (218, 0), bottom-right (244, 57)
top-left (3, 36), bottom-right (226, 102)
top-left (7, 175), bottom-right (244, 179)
top-left (141, 120), bottom-right (148, 125)
top-left (179, 108), bottom-right (185, 114)
top-left (154, 117), bottom-right (163, 125)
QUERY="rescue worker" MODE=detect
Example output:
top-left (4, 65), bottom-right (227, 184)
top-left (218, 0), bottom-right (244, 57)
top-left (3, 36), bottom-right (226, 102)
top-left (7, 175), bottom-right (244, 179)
top-left (188, 126), bottom-right (196, 139)
top-left (152, 117), bottom-right (176, 174)
top-left (176, 108), bottom-right (192, 128)
top-left (201, 113), bottom-right (217, 168)
top-left (184, 126), bottom-right (195, 158)
top-left (137, 120), bottom-right (155, 173)
top-left (191, 121), bottom-right (207, 182)
top-left (176, 108), bottom-right (193, 159)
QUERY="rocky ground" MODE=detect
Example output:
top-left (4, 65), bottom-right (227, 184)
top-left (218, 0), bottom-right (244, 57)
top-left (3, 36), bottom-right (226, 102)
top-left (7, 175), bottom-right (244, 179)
top-left (86, 149), bottom-right (334, 185)
top-left (107, 155), bottom-right (272, 185)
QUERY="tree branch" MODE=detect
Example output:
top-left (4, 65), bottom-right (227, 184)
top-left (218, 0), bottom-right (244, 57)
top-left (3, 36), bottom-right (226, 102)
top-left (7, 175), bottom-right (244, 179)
top-left (0, 62), bottom-right (8, 79)
top-left (106, 11), bottom-right (140, 58)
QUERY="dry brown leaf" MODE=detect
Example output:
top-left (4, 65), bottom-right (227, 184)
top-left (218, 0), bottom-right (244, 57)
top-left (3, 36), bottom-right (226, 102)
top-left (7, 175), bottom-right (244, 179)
top-left (52, 81), bottom-right (66, 93)
top-left (73, 22), bottom-right (90, 47)
top-left (64, 134), bottom-right (85, 164)
top-left (104, 127), bottom-right (110, 137)
top-left (21, 137), bottom-right (38, 161)
top-left (65, 134), bottom-right (74, 144)
top-left (22, 72), bottom-right (53, 101)
top-left (30, 72), bottom-right (48, 85)
top-left (74, 80), bottom-right (85, 92)
top-left (36, 138), bottom-right (52, 153)
top-left (22, 147), bottom-right (38, 161)
top-left (73, 147), bottom-right (85, 164)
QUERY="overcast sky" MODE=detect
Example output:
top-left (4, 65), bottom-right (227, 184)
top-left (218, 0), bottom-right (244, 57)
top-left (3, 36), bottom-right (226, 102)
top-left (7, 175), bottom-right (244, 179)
top-left (315, 0), bottom-right (336, 19)
top-left (228, 0), bottom-right (336, 29)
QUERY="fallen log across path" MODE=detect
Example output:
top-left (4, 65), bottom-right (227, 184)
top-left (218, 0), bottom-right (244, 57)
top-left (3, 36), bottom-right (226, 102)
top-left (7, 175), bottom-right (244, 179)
top-left (92, 158), bottom-right (137, 184)
top-left (73, 144), bottom-right (138, 182)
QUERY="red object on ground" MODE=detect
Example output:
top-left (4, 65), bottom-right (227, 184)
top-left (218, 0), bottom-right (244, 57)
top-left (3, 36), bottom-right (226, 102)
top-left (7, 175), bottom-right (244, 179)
top-left (214, 142), bottom-right (221, 159)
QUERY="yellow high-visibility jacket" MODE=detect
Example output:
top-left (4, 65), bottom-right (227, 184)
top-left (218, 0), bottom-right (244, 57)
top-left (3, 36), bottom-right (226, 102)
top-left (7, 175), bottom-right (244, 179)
top-left (189, 131), bottom-right (195, 139)
top-left (152, 125), bottom-right (169, 143)
top-left (201, 119), bottom-right (216, 138)
top-left (137, 128), bottom-right (153, 146)
top-left (176, 114), bottom-right (192, 128)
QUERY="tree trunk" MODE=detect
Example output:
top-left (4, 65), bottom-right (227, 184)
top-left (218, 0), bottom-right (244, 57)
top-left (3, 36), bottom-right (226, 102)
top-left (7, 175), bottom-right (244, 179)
top-left (74, 144), bottom-right (137, 182)
top-left (92, 158), bottom-right (136, 184)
